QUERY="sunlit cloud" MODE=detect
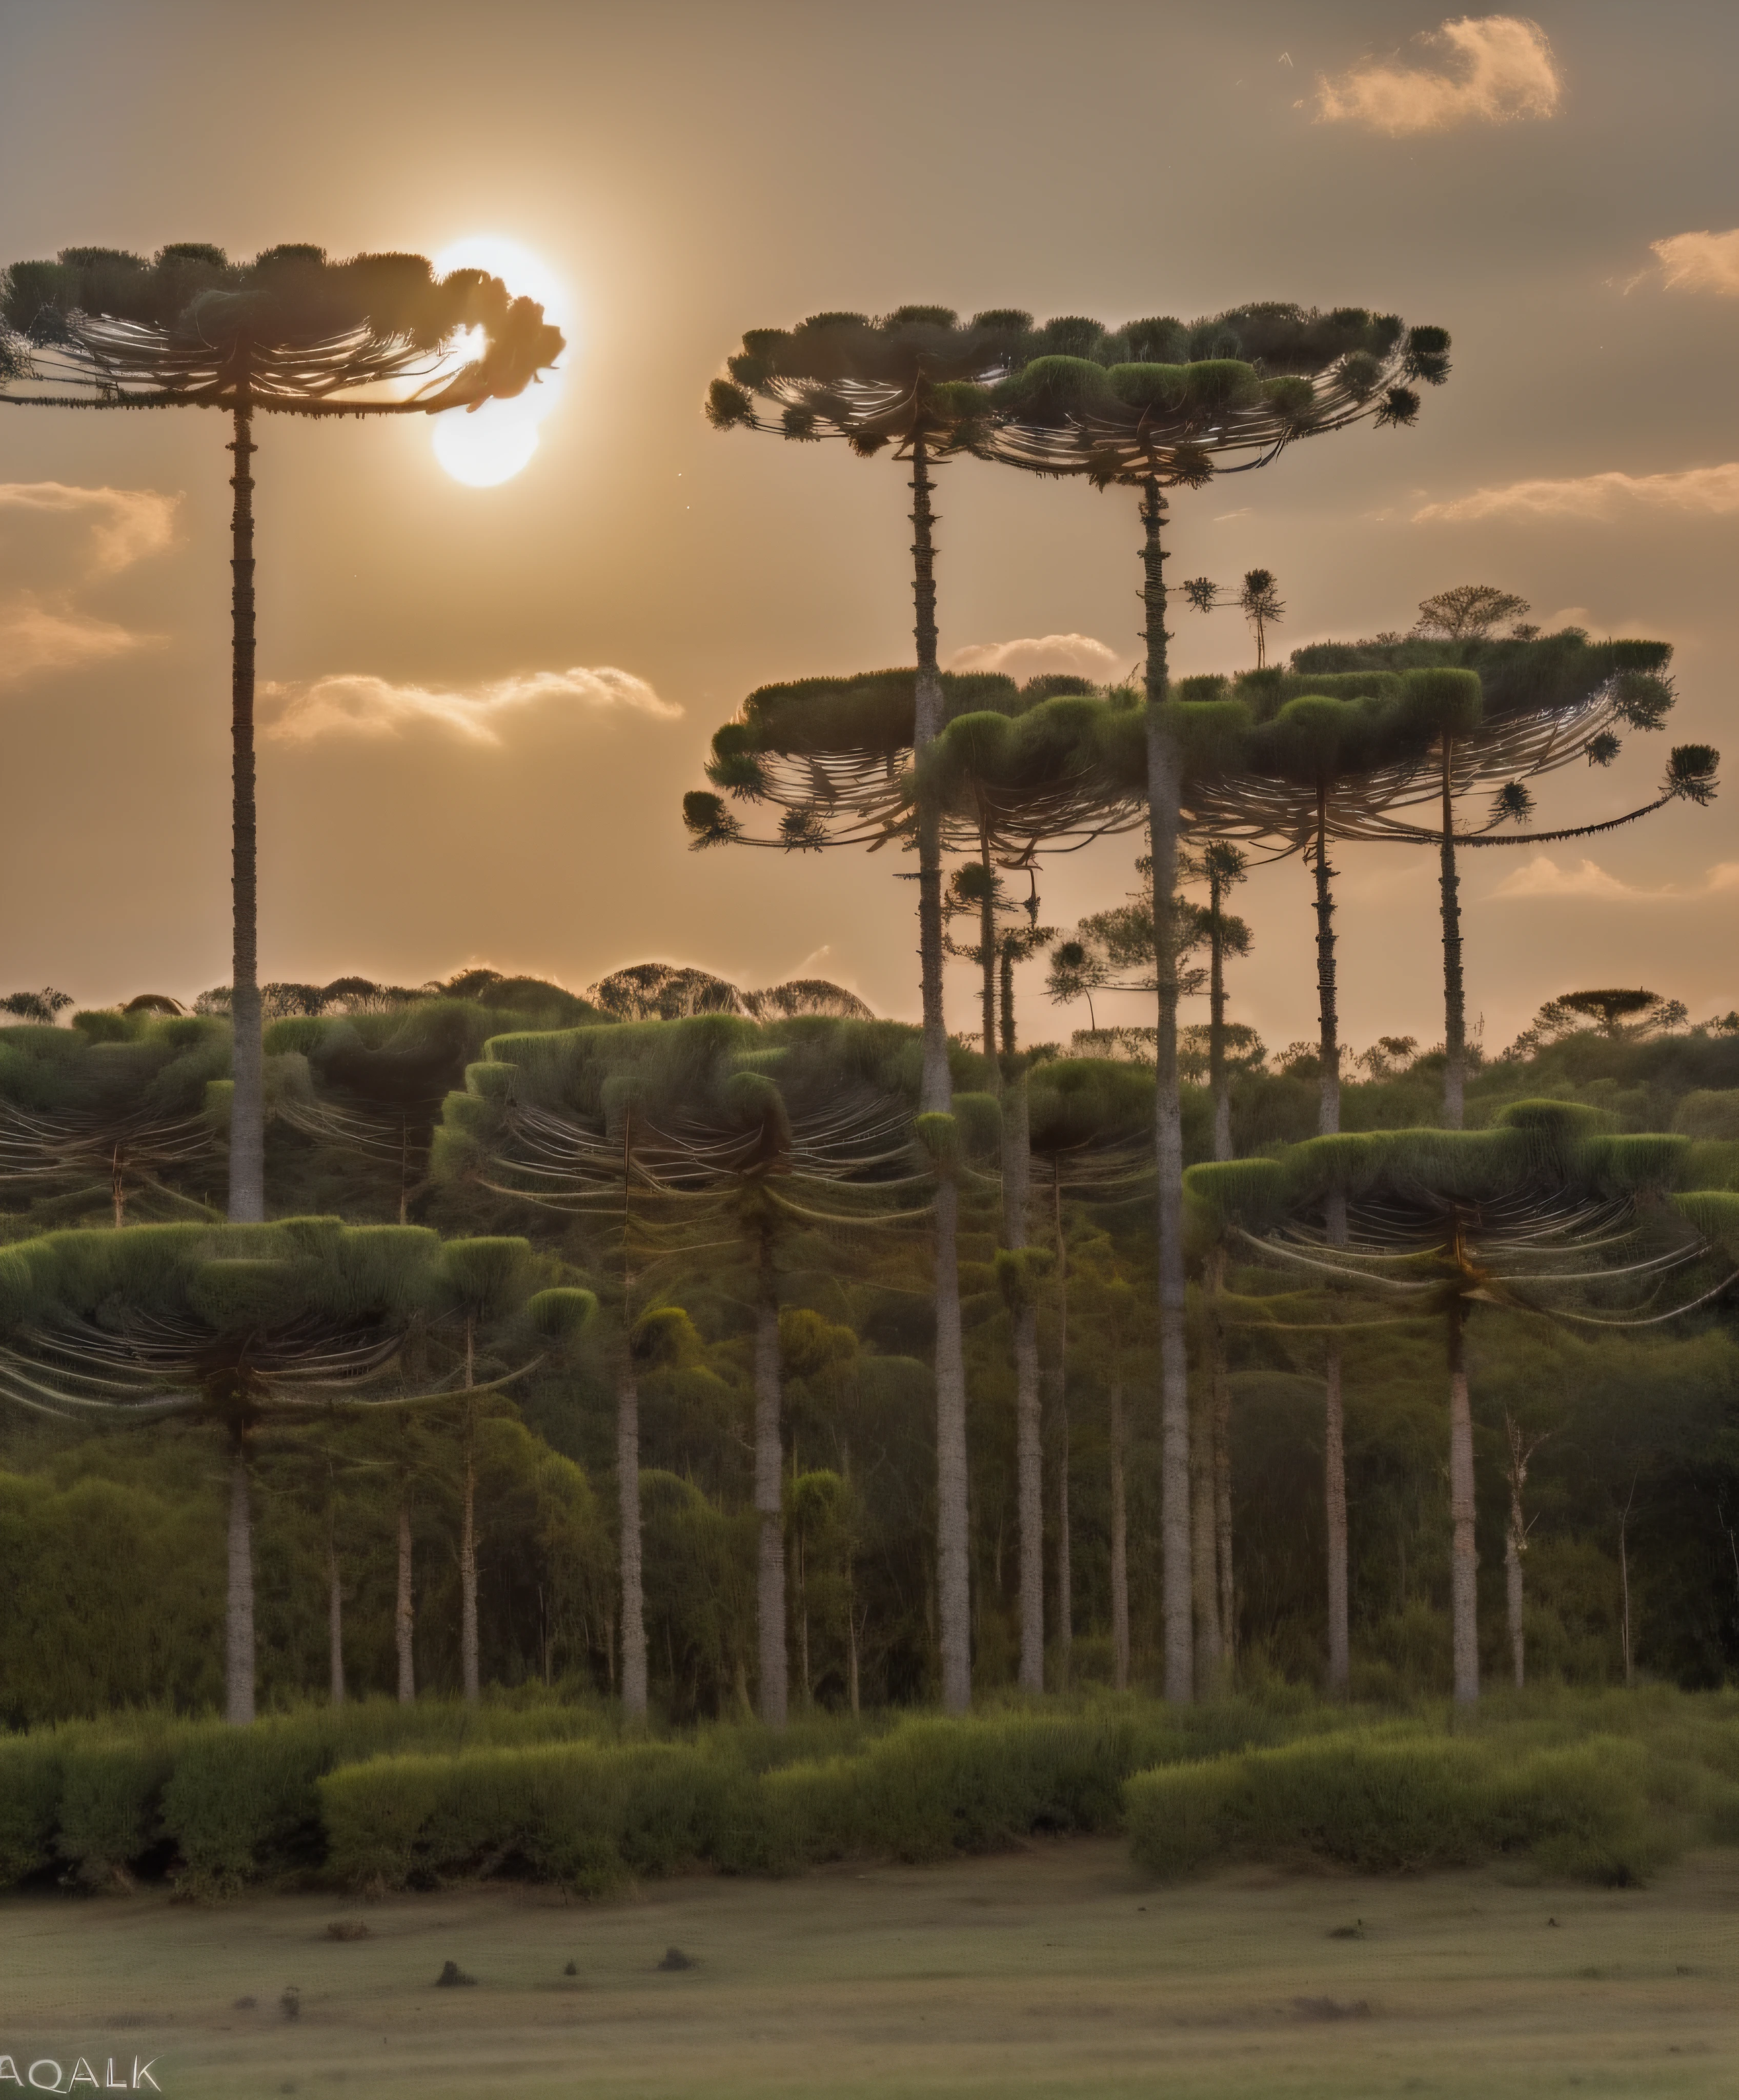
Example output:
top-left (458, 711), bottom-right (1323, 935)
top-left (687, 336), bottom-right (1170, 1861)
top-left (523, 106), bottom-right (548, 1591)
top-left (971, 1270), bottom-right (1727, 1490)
top-left (262, 665), bottom-right (679, 745)
top-left (0, 482), bottom-right (179, 686)
top-left (946, 634), bottom-right (1124, 683)
top-left (1316, 15), bottom-right (1561, 136)
top-left (1491, 858), bottom-right (1739, 902)
top-left (1414, 461), bottom-right (1739, 524)
top-left (1650, 229), bottom-right (1739, 297)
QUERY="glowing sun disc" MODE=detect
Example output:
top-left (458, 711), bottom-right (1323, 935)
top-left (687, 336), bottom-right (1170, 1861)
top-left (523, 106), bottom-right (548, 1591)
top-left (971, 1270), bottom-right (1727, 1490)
top-left (430, 235), bottom-right (572, 487)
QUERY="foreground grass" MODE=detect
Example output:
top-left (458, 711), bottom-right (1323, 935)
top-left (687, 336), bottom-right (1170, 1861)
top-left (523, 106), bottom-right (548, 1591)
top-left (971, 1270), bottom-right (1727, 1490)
top-left (1, 1840), bottom-right (1732, 2099)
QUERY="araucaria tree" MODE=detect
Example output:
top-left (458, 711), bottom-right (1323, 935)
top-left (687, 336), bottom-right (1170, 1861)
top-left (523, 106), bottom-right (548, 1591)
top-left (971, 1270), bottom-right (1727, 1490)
top-left (705, 311), bottom-right (1040, 1711)
top-left (0, 245), bottom-right (564, 1224)
top-left (974, 302), bottom-right (1451, 1701)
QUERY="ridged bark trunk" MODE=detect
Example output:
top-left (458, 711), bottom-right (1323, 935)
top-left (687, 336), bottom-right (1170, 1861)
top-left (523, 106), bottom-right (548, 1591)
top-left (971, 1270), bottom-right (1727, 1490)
top-left (1324, 1329), bottom-right (1350, 1695)
top-left (227, 382), bottom-right (266, 1224)
top-left (911, 438), bottom-right (971, 1714)
top-left (326, 1498), bottom-right (345, 1708)
top-left (395, 1488), bottom-right (415, 1704)
top-left (1439, 740), bottom-right (1467, 1130)
top-left (617, 1360), bottom-right (648, 1721)
top-left (1447, 1300), bottom-right (1480, 1706)
top-left (1000, 1053), bottom-right (1043, 1694)
top-left (1108, 1379), bottom-right (1129, 1691)
top-left (1140, 480), bottom-right (1194, 1706)
top-left (754, 1258), bottom-right (787, 1727)
top-left (225, 1439), bottom-right (255, 1727)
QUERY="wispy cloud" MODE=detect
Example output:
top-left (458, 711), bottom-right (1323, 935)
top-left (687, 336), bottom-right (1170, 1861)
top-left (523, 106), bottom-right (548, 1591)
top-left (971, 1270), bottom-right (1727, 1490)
top-left (946, 634), bottom-right (1124, 683)
top-left (1650, 228), bottom-right (1739, 297)
top-left (1413, 461), bottom-right (1739, 524)
top-left (0, 482), bottom-right (179, 686)
top-left (1317, 15), bottom-right (1561, 136)
top-left (262, 665), bottom-right (680, 745)
top-left (1492, 857), bottom-right (1739, 902)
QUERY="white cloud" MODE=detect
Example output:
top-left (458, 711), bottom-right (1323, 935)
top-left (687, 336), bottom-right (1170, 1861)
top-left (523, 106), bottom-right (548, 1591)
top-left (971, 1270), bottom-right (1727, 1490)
top-left (1317, 15), bottom-right (1561, 136)
top-left (0, 482), bottom-right (179, 687)
top-left (1491, 858), bottom-right (1739, 903)
top-left (261, 664), bottom-right (679, 745)
top-left (946, 634), bottom-right (1124, 683)
top-left (1414, 460), bottom-right (1739, 525)
top-left (1651, 229), bottom-right (1739, 297)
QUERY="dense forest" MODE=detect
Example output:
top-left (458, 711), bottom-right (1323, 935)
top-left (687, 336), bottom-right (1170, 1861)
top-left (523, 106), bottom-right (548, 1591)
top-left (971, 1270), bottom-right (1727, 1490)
top-left (3, 947), bottom-right (1735, 1730)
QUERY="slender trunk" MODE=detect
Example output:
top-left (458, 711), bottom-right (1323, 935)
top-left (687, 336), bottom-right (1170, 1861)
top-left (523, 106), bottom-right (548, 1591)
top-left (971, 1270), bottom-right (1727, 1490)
top-left (327, 1494), bottom-right (345, 1708)
top-left (617, 1361), bottom-right (648, 1720)
top-left (225, 1439), bottom-right (255, 1727)
top-left (796, 1527), bottom-right (811, 1707)
top-left (977, 828), bottom-right (997, 1068)
top-left (1324, 1329), bottom-right (1350, 1694)
top-left (1208, 867), bottom-right (1232, 1162)
top-left (112, 1146), bottom-right (126, 1229)
top-left (1141, 479), bottom-right (1194, 1705)
top-left (847, 1602), bottom-right (861, 1716)
top-left (1052, 1159), bottom-right (1073, 1687)
top-left (1210, 1248), bottom-right (1236, 1671)
top-left (1439, 739), bottom-right (1467, 1129)
top-left (1314, 793), bottom-right (1351, 1696)
top-left (754, 1256), bottom-right (788, 1727)
top-left (1190, 1378), bottom-right (1222, 1690)
top-left (1109, 1379), bottom-right (1129, 1691)
top-left (460, 1322), bottom-right (480, 1705)
top-left (1447, 1298), bottom-right (1479, 1705)
top-left (227, 382), bottom-right (265, 1224)
top-left (395, 1486), bottom-right (415, 1704)
top-left (1505, 1479), bottom-right (1526, 1691)
top-left (912, 437), bottom-right (971, 1714)
top-left (1000, 1053), bottom-right (1043, 1694)
top-left (1312, 783), bottom-right (1340, 1138)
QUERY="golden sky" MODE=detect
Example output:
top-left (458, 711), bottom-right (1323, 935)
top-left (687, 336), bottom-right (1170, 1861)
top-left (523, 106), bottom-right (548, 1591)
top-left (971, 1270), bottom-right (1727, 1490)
top-left (3, 1), bottom-right (1736, 1060)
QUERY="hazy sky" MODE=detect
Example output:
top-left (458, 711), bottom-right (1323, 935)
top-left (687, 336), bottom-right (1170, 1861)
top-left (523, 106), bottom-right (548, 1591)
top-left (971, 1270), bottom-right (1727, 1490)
top-left (3, 0), bottom-right (1737, 1059)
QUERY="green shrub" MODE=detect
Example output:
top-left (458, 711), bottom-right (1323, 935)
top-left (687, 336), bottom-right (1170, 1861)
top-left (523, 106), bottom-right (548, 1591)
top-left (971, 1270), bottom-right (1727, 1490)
top-left (0, 1735), bottom-right (64, 1887)
top-left (1124, 1730), bottom-right (1670, 1884)
top-left (319, 1739), bottom-right (749, 1895)
top-left (57, 1733), bottom-right (180, 1885)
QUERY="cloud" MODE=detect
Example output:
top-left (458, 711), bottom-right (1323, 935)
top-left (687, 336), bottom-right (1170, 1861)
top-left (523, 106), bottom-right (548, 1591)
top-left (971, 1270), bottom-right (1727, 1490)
top-left (261, 664), bottom-right (680, 745)
top-left (1491, 858), bottom-right (1739, 903)
top-left (946, 634), bottom-right (1125, 683)
top-left (1413, 460), bottom-right (1739, 525)
top-left (0, 482), bottom-right (179, 688)
top-left (1651, 229), bottom-right (1739, 297)
top-left (1317, 15), bottom-right (1561, 135)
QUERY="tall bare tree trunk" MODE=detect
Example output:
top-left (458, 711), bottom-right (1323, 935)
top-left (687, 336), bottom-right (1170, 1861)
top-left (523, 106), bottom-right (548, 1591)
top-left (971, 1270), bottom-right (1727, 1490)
top-left (226, 1438), bottom-right (255, 1726)
top-left (912, 438), bottom-right (971, 1714)
top-left (1439, 739), bottom-right (1467, 1129)
top-left (1211, 1262), bottom-right (1236, 1673)
top-left (1140, 479), bottom-right (1193, 1706)
top-left (1190, 1384), bottom-right (1222, 1691)
top-left (1000, 1052), bottom-right (1043, 1694)
top-left (616, 1359), bottom-right (647, 1720)
top-left (1208, 863), bottom-right (1233, 1162)
top-left (754, 1257), bottom-right (788, 1727)
top-left (1109, 1379), bottom-right (1129, 1692)
top-left (227, 380), bottom-right (265, 1224)
top-left (326, 1490), bottom-right (345, 1708)
top-left (459, 1323), bottom-right (480, 1705)
top-left (395, 1488), bottom-right (415, 1704)
top-left (1049, 1159), bottom-right (1072, 1688)
top-left (1503, 1407), bottom-right (1532, 1690)
top-left (1447, 1299), bottom-right (1479, 1706)
top-left (1314, 786), bottom-right (1352, 1695)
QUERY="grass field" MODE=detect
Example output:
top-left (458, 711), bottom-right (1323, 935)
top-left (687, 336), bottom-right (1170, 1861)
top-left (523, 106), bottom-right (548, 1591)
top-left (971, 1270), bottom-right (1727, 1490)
top-left (0, 1840), bottom-right (1733, 2098)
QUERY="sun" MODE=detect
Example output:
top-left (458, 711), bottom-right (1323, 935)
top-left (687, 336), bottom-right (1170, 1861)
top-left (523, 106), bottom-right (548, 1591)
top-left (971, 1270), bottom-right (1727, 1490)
top-left (430, 236), bottom-right (573, 488)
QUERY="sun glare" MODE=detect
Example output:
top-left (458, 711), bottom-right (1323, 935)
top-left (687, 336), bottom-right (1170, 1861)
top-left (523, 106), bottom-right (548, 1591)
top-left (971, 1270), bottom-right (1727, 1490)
top-left (431, 236), bottom-right (572, 488)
